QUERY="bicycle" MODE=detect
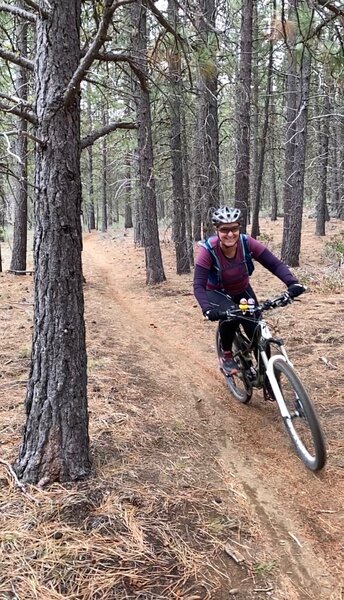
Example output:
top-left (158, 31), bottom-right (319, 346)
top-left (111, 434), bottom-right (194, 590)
top-left (215, 291), bottom-right (327, 471)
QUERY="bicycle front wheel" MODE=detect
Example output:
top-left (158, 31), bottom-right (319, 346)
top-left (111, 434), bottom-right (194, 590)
top-left (272, 359), bottom-right (326, 471)
top-left (216, 329), bottom-right (252, 404)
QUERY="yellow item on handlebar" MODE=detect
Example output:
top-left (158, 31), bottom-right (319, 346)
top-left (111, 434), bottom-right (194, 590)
top-left (239, 298), bottom-right (248, 314)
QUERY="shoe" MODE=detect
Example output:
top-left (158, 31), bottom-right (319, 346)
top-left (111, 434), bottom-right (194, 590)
top-left (263, 377), bottom-right (276, 402)
top-left (221, 351), bottom-right (239, 376)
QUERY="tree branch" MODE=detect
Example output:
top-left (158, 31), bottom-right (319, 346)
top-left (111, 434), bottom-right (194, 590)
top-left (96, 51), bottom-right (148, 91)
top-left (3, 128), bottom-right (45, 146)
top-left (315, 0), bottom-right (344, 17)
top-left (307, 12), bottom-right (339, 39)
top-left (0, 48), bottom-right (34, 71)
top-left (23, 0), bottom-right (48, 17)
top-left (0, 101), bottom-right (37, 125)
top-left (0, 3), bottom-right (36, 21)
top-left (64, 0), bottom-right (136, 107)
top-left (0, 459), bottom-right (38, 503)
top-left (0, 92), bottom-right (32, 108)
top-left (81, 121), bottom-right (137, 149)
top-left (145, 0), bottom-right (184, 42)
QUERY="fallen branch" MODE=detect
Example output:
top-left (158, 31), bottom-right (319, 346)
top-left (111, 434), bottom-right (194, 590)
top-left (288, 531), bottom-right (302, 548)
top-left (0, 458), bottom-right (39, 503)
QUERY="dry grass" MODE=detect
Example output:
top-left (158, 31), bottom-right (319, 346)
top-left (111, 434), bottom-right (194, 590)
top-left (0, 219), bottom-right (343, 600)
top-left (0, 248), bottom-right (270, 600)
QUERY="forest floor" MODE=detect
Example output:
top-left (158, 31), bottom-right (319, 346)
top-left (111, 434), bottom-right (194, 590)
top-left (0, 217), bottom-right (344, 600)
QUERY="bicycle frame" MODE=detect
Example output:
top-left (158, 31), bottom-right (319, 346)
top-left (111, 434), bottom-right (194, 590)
top-left (257, 319), bottom-right (302, 418)
top-left (233, 316), bottom-right (301, 421)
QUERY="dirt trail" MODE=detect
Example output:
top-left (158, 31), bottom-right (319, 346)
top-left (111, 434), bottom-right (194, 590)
top-left (82, 222), bottom-right (344, 600)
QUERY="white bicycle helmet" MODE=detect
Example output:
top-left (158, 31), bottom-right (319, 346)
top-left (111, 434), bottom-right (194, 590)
top-left (211, 206), bottom-right (242, 226)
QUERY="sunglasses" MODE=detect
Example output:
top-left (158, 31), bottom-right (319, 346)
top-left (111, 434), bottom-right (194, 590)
top-left (218, 225), bottom-right (240, 234)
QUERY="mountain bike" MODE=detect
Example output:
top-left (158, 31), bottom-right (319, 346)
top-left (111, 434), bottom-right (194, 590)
top-left (216, 292), bottom-right (327, 471)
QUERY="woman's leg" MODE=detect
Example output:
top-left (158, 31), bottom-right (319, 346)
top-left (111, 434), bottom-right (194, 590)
top-left (206, 290), bottom-right (238, 351)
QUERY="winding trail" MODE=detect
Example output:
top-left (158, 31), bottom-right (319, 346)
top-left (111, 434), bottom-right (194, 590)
top-left (83, 229), bottom-right (344, 600)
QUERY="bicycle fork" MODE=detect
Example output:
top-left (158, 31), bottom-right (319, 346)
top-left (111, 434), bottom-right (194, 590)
top-left (261, 349), bottom-right (295, 419)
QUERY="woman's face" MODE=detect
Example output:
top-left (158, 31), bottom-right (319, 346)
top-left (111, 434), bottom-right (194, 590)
top-left (217, 223), bottom-right (240, 249)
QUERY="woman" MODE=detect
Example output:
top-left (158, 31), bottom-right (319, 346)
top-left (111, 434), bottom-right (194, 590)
top-left (193, 206), bottom-right (305, 375)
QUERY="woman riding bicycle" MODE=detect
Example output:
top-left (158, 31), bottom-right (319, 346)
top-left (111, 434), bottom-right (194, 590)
top-left (193, 206), bottom-right (305, 375)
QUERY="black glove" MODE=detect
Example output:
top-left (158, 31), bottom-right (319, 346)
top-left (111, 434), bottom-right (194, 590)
top-left (204, 308), bottom-right (221, 321)
top-left (287, 283), bottom-right (306, 299)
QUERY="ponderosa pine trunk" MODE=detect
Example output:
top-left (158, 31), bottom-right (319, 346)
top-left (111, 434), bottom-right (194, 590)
top-left (10, 1), bottom-right (28, 273)
top-left (168, 0), bottom-right (190, 274)
top-left (251, 26), bottom-right (274, 239)
top-left (196, 0), bottom-right (220, 238)
top-left (315, 90), bottom-right (330, 236)
top-left (234, 0), bottom-right (253, 232)
top-left (101, 106), bottom-right (108, 232)
top-left (86, 87), bottom-right (96, 230)
top-left (131, 2), bottom-right (165, 284)
top-left (281, 49), bottom-right (311, 267)
top-left (16, 0), bottom-right (90, 484)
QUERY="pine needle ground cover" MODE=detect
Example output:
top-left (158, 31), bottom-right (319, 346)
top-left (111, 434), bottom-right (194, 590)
top-left (1, 217), bottom-right (343, 600)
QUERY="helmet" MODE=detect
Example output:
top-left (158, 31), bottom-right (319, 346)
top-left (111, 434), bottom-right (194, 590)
top-left (211, 206), bottom-right (242, 226)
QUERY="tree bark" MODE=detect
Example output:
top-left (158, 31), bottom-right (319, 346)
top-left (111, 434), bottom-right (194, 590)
top-left (131, 1), bottom-right (165, 284)
top-left (124, 154), bottom-right (133, 228)
top-left (168, 0), bottom-right (190, 274)
top-left (16, 0), bottom-right (90, 484)
top-left (194, 0), bottom-right (219, 239)
top-left (282, 48), bottom-right (312, 267)
top-left (87, 143), bottom-right (96, 230)
top-left (101, 105), bottom-right (108, 232)
top-left (181, 105), bottom-right (194, 265)
top-left (10, 1), bottom-right (28, 273)
top-left (315, 90), bottom-right (330, 236)
top-left (234, 0), bottom-right (253, 232)
top-left (87, 87), bottom-right (96, 230)
top-left (251, 25), bottom-right (274, 239)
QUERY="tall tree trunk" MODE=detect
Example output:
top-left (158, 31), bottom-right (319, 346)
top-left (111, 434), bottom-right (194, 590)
top-left (193, 100), bottom-right (205, 241)
top-left (281, 25), bottom-right (298, 258)
top-left (195, 0), bottom-right (219, 238)
top-left (337, 107), bottom-right (344, 219)
top-left (131, 2), bottom-right (165, 283)
top-left (250, 1), bottom-right (259, 227)
top-left (16, 0), bottom-right (90, 484)
top-left (10, 1), bottom-right (28, 273)
top-left (181, 106), bottom-right (194, 265)
top-left (168, 0), bottom-right (190, 274)
top-left (87, 143), bottom-right (96, 230)
top-left (234, 0), bottom-right (253, 232)
top-left (331, 120), bottom-right (340, 218)
top-left (132, 147), bottom-right (143, 245)
top-left (101, 105), bottom-right (108, 232)
top-left (281, 48), bottom-right (312, 266)
top-left (124, 154), bottom-right (133, 228)
top-left (251, 21), bottom-right (274, 239)
top-left (86, 86), bottom-right (96, 230)
top-left (270, 143), bottom-right (278, 221)
top-left (315, 90), bottom-right (330, 236)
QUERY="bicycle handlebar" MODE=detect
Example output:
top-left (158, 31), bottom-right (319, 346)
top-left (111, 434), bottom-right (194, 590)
top-left (217, 291), bottom-right (298, 321)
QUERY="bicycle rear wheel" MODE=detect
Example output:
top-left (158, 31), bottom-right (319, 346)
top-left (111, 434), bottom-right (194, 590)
top-left (272, 359), bottom-right (326, 471)
top-left (216, 329), bottom-right (252, 404)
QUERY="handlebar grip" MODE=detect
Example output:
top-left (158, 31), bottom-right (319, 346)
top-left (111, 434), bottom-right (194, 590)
top-left (218, 311), bottom-right (230, 320)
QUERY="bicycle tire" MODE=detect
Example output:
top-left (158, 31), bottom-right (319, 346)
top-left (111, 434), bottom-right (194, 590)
top-left (216, 329), bottom-right (252, 404)
top-left (271, 358), bottom-right (326, 471)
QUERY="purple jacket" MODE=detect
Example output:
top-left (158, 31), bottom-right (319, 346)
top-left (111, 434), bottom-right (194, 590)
top-left (194, 235), bottom-right (298, 313)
